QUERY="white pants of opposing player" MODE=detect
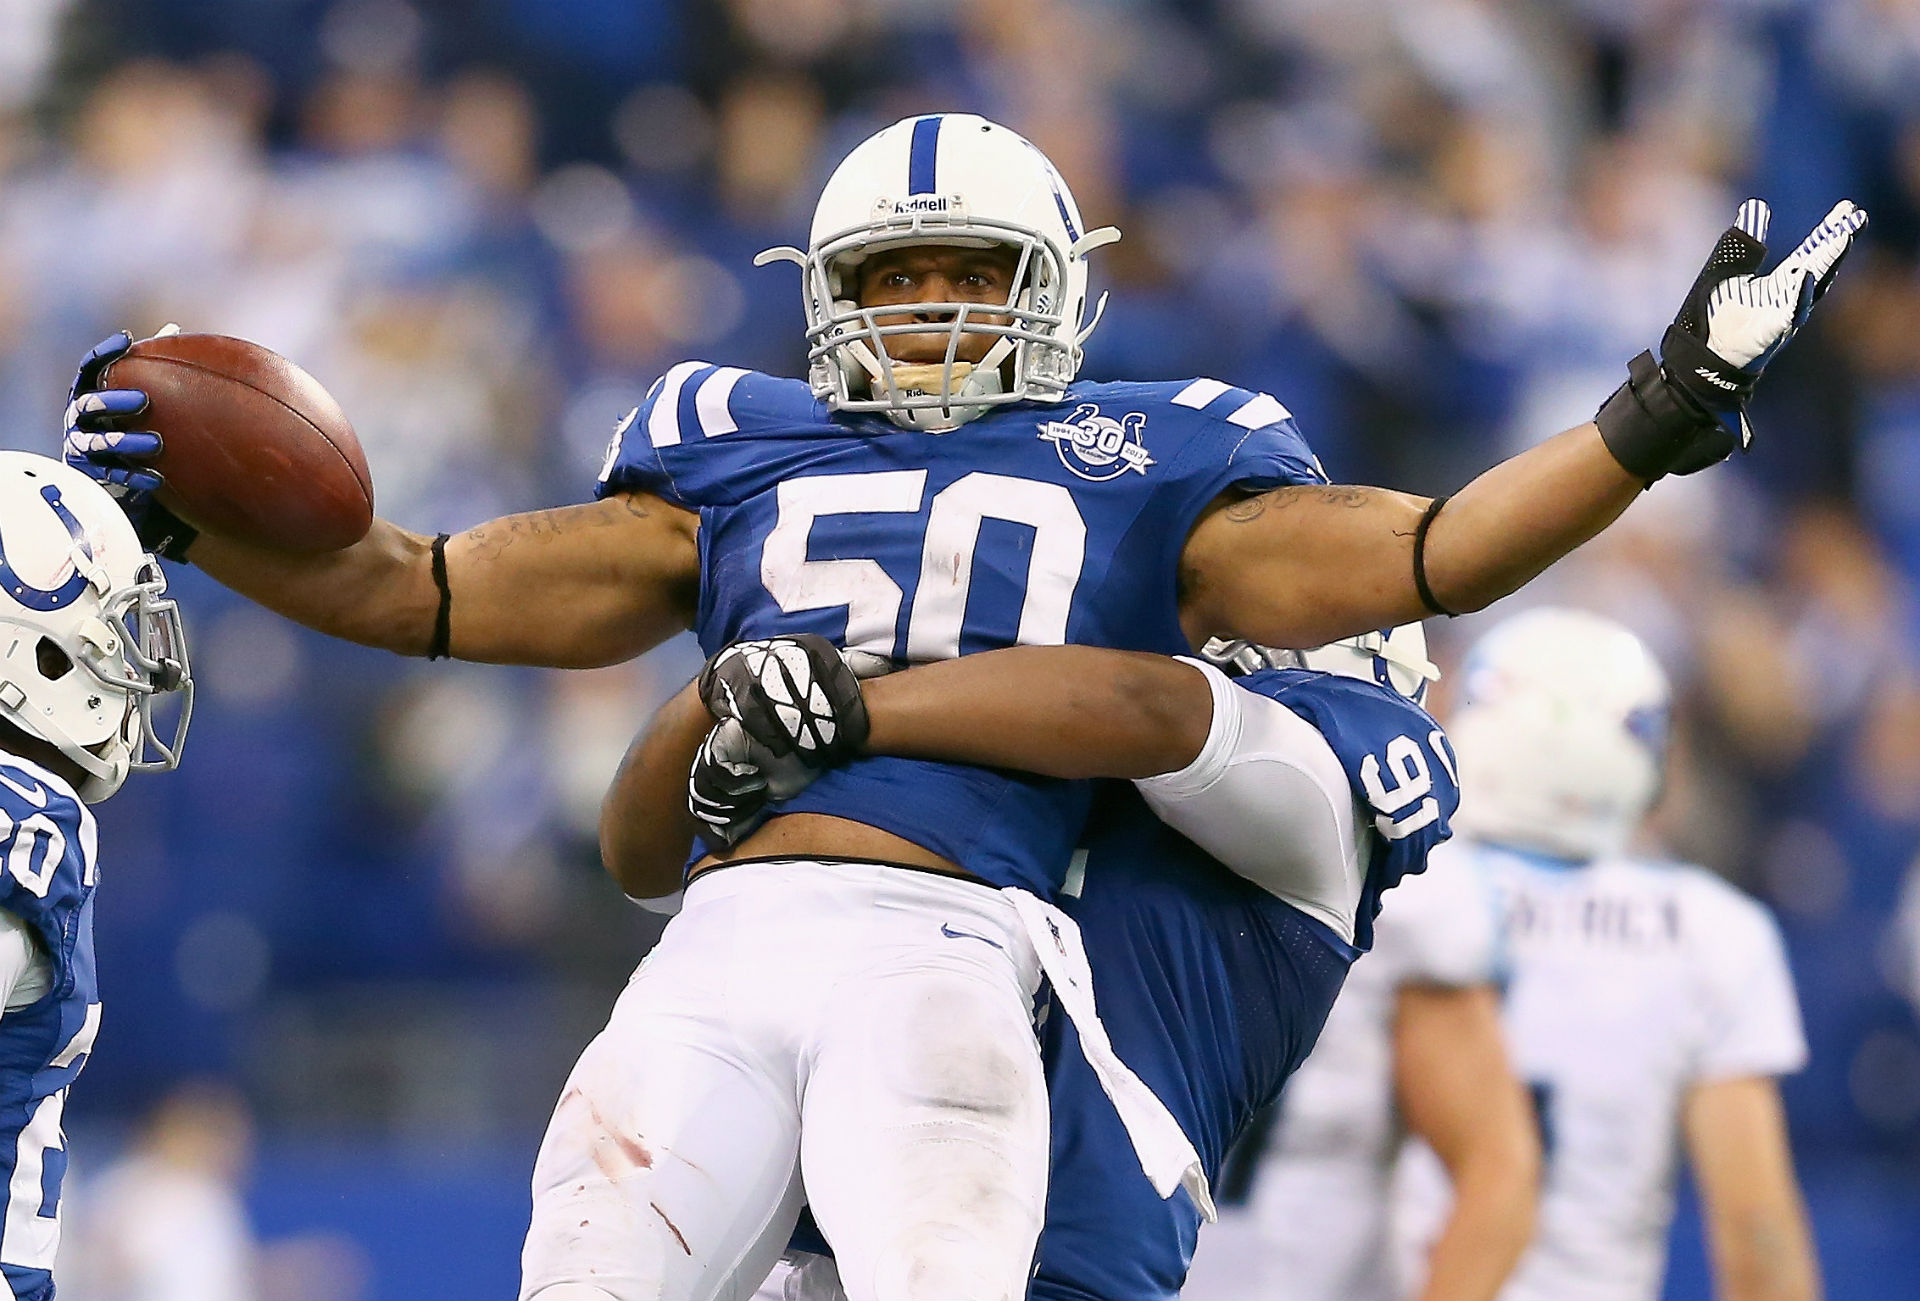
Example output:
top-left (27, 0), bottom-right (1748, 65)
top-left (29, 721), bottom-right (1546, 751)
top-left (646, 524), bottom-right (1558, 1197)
top-left (520, 861), bottom-right (1049, 1301)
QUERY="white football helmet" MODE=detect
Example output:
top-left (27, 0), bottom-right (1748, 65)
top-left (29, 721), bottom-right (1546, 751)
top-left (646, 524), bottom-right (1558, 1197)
top-left (756, 113), bottom-right (1122, 432)
top-left (0, 452), bottom-right (191, 800)
top-left (1447, 607), bottom-right (1670, 862)
top-left (1202, 623), bottom-right (1440, 704)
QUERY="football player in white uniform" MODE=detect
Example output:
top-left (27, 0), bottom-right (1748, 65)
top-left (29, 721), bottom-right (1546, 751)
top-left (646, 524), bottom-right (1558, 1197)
top-left (1188, 843), bottom-right (1536, 1301)
top-left (64, 108), bottom-right (1859, 1301)
top-left (1239, 607), bottom-right (1820, 1301)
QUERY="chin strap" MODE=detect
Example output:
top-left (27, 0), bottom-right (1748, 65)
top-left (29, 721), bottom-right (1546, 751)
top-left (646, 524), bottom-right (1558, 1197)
top-left (1069, 226), bottom-right (1122, 352)
top-left (1075, 290), bottom-right (1111, 348)
top-left (0, 688), bottom-right (124, 797)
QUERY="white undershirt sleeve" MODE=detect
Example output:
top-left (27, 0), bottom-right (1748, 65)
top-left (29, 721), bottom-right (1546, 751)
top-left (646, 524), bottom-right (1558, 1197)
top-left (1135, 658), bottom-right (1368, 944)
top-left (0, 910), bottom-right (50, 1011)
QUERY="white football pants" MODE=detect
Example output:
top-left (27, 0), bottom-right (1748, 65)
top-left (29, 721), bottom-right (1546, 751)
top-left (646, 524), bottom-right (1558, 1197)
top-left (520, 860), bottom-right (1049, 1301)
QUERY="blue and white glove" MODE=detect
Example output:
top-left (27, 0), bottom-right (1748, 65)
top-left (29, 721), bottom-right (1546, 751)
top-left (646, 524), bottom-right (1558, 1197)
top-left (63, 325), bottom-right (196, 558)
top-left (1598, 199), bottom-right (1866, 481)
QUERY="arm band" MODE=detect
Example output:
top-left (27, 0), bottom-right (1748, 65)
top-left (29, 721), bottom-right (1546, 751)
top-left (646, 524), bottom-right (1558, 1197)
top-left (428, 533), bottom-right (452, 661)
top-left (1412, 496), bottom-right (1458, 618)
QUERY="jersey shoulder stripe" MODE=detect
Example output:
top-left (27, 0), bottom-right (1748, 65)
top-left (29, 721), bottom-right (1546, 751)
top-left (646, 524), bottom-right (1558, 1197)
top-left (0, 759), bottom-right (88, 850)
top-left (1171, 377), bottom-right (1231, 410)
top-left (693, 366), bottom-right (751, 437)
top-left (1225, 391), bottom-right (1290, 429)
top-left (598, 364), bottom-right (829, 505)
top-left (644, 361), bottom-right (710, 449)
top-left (1168, 377), bottom-right (1293, 427)
top-left (640, 362), bottom-right (809, 450)
top-left (718, 368), bottom-right (826, 432)
top-left (1076, 378), bottom-right (1325, 482)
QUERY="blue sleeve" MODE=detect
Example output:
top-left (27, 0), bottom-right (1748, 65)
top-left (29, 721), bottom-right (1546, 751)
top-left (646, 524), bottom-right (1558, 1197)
top-left (594, 364), bottom-right (827, 508)
top-left (1236, 669), bottom-right (1457, 947)
top-left (1144, 382), bottom-right (1328, 581)
top-left (1164, 380), bottom-right (1327, 497)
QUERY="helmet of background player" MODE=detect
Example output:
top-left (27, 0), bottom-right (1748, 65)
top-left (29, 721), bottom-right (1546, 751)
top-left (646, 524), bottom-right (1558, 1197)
top-left (1201, 623), bottom-right (1441, 704)
top-left (756, 113), bottom-right (1122, 433)
top-left (0, 452), bottom-right (192, 800)
top-left (1447, 607), bottom-right (1670, 863)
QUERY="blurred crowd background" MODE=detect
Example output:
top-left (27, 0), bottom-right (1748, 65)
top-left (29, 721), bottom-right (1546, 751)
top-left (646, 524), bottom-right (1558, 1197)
top-left (0, 0), bottom-right (1916, 1296)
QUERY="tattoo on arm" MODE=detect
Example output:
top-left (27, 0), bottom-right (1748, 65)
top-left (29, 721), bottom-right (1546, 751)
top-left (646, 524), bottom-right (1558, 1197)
top-left (1180, 483), bottom-right (1431, 608)
top-left (463, 493), bottom-right (654, 560)
top-left (1221, 483), bottom-right (1384, 524)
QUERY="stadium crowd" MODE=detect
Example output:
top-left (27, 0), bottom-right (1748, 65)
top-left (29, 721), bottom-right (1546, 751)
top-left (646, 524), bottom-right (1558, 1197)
top-left (0, 0), bottom-right (1916, 1294)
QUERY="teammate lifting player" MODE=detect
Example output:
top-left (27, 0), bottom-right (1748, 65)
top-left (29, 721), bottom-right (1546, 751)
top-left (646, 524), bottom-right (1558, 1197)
top-left (594, 624), bottom-right (1505, 1301)
top-left (62, 113), bottom-right (1859, 1301)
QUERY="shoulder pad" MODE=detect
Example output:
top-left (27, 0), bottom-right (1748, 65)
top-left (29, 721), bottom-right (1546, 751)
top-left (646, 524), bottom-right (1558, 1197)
top-left (596, 363), bottom-right (828, 507)
top-left (1058, 377), bottom-right (1327, 497)
top-left (1079, 377), bottom-right (1306, 435)
top-left (634, 363), bottom-right (822, 448)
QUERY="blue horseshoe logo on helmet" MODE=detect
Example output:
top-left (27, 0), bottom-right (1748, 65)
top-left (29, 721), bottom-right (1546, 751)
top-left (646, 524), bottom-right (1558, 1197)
top-left (0, 485), bottom-right (94, 612)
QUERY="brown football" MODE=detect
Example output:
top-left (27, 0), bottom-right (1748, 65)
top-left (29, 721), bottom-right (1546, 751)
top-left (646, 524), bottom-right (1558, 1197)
top-left (100, 333), bottom-right (374, 553)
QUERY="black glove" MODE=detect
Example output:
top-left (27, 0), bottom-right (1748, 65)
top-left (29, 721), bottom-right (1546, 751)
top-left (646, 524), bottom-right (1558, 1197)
top-left (687, 721), bottom-right (772, 846)
top-left (697, 635), bottom-right (870, 768)
top-left (1597, 198), bottom-right (1865, 482)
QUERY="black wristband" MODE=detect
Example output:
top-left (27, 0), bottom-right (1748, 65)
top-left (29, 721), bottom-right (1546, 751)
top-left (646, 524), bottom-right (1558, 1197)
top-left (428, 533), bottom-right (452, 660)
top-left (1412, 496), bottom-right (1458, 618)
top-left (140, 502), bottom-right (198, 564)
top-left (1595, 350), bottom-right (1723, 482)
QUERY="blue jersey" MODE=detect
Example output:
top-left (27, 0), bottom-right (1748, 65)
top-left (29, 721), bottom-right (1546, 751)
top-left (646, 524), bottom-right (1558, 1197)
top-left (598, 366), bottom-right (1324, 893)
top-left (1032, 671), bottom-right (1457, 1301)
top-left (0, 758), bottom-right (99, 1301)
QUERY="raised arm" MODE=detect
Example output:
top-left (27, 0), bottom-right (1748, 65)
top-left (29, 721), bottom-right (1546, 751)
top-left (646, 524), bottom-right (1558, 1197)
top-left (61, 332), bottom-right (701, 668)
top-left (188, 492), bottom-right (700, 667)
top-left (1181, 200), bottom-right (1865, 649)
top-left (1180, 427), bottom-right (1638, 647)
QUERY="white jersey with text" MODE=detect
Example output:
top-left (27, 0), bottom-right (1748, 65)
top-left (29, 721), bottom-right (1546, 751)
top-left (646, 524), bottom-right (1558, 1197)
top-left (1397, 842), bottom-right (1807, 1301)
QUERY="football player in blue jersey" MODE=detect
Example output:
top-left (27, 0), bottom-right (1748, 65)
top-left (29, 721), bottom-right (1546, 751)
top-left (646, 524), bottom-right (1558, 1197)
top-left (64, 113), bottom-right (1857, 1301)
top-left (0, 451), bottom-right (192, 1301)
top-left (594, 626), bottom-right (1506, 1301)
